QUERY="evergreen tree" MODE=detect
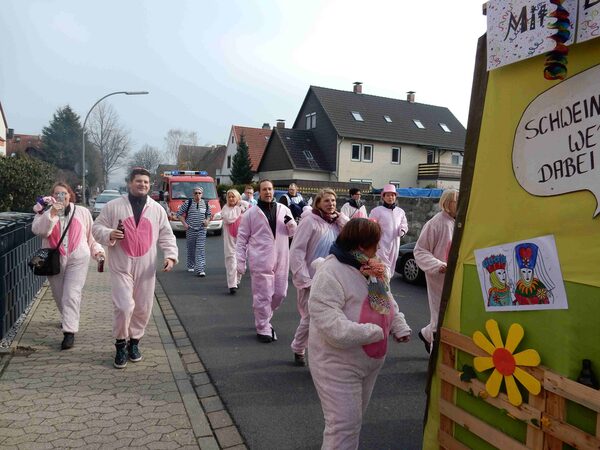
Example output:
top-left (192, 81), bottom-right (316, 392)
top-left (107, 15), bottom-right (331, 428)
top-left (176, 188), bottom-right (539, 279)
top-left (230, 134), bottom-right (254, 185)
top-left (41, 105), bottom-right (83, 171)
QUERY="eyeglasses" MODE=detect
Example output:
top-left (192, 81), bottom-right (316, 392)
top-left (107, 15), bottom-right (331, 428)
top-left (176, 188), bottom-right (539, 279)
top-left (194, 192), bottom-right (202, 195)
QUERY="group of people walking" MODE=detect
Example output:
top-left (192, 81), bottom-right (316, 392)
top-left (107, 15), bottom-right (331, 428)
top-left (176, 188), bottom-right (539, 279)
top-left (32, 171), bottom-right (458, 450)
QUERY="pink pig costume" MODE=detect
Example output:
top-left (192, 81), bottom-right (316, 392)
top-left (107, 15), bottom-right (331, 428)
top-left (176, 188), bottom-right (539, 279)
top-left (235, 202), bottom-right (296, 336)
top-left (369, 203), bottom-right (408, 278)
top-left (309, 255), bottom-right (411, 450)
top-left (221, 200), bottom-right (249, 289)
top-left (289, 209), bottom-right (348, 356)
top-left (413, 210), bottom-right (454, 346)
top-left (92, 196), bottom-right (178, 340)
top-left (32, 204), bottom-right (104, 333)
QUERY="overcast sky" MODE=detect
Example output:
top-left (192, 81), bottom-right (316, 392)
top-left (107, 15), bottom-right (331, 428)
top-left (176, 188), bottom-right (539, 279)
top-left (1, 0), bottom-right (487, 184)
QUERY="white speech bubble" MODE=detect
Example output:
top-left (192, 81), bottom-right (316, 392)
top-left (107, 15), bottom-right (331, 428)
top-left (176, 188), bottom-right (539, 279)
top-left (513, 63), bottom-right (600, 217)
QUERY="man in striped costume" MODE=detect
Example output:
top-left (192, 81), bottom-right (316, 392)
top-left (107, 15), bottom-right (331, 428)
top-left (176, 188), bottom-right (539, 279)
top-left (176, 187), bottom-right (211, 276)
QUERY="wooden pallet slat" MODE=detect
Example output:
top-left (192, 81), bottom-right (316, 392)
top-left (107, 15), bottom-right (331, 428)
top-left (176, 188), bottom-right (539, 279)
top-left (542, 413), bottom-right (600, 450)
top-left (544, 371), bottom-right (600, 414)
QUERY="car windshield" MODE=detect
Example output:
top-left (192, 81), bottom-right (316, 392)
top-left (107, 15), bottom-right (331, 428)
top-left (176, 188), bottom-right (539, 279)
top-left (170, 182), bottom-right (217, 199)
top-left (95, 194), bottom-right (121, 203)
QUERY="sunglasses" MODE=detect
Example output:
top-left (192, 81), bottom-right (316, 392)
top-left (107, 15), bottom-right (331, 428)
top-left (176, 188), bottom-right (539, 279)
top-left (194, 192), bottom-right (202, 195)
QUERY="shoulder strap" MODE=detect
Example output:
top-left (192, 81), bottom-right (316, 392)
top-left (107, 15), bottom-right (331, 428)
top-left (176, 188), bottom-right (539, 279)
top-left (185, 198), bottom-right (192, 214)
top-left (56, 205), bottom-right (76, 249)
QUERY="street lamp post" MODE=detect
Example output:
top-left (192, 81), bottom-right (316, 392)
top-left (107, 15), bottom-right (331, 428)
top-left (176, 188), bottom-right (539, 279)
top-left (81, 91), bottom-right (148, 205)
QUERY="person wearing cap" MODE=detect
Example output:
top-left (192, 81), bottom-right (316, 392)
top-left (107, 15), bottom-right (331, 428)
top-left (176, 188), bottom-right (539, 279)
top-left (92, 168), bottom-right (178, 369)
top-left (368, 184), bottom-right (408, 278)
top-left (175, 186), bottom-right (211, 277)
top-left (340, 188), bottom-right (367, 219)
top-left (413, 189), bottom-right (458, 353)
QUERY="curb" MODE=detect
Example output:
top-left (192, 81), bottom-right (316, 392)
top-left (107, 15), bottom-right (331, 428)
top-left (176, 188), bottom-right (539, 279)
top-left (154, 279), bottom-right (247, 450)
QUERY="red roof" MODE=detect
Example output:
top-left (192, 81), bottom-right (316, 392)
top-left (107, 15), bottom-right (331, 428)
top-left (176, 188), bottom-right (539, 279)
top-left (233, 126), bottom-right (272, 171)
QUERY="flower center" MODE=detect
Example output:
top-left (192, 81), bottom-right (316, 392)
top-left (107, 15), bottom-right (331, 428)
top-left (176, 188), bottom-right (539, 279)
top-left (492, 348), bottom-right (516, 376)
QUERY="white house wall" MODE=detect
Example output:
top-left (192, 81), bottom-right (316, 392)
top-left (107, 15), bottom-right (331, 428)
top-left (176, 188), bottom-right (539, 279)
top-left (216, 129), bottom-right (237, 184)
top-left (337, 140), bottom-right (424, 189)
top-left (0, 111), bottom-right (6, 157)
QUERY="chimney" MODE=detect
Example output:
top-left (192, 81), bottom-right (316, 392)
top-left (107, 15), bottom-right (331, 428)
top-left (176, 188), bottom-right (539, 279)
top-left (353, 82), bottom-right (363, 94)
top-left (262, 122), bottom-right (270, 130)
top-left (276, 119), bottom-right (285, 129)
top-left (407, 91), bottom-right (416, 103)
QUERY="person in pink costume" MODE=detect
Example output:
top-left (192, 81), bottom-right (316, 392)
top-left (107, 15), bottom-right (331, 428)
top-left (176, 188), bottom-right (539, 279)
top-left (221, 189), bottom-right (249, 294)
top-left (236, 179), bottom-right (297, 343)
top-left (308, 219), bottom-right (411, 449)
top-left (414, 189), bottom-right (458, 353)
top-left (368, 184), bottom-right (408, 278)
top-left (340, 188), bottom-right (367, 219)
top-left (289, 188), bottom-right (348, 366)
top-left (92, 168), bottom-right (178, 369)
top-left (32, 182), bottom-right (104, 350)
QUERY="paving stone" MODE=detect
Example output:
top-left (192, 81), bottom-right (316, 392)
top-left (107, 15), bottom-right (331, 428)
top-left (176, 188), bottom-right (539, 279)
top-left (197, 436), bottom-right (220, 450)
top-left (48, 438), bottom-right (87, 448)
top-left (201, 396), bottom-right (224, 413)
top-left (227, 445), bottom-right (248, 450)
top-left (83, 433), bottom-right (118, 444)
top-left (0, 428), bottom-right (25, 437)
top-left (192, 372), bottom-right (210, 386)
top-left (214, 426), bottom-right (244, 448)
top-left (207, 410), bottom-right (233, 429)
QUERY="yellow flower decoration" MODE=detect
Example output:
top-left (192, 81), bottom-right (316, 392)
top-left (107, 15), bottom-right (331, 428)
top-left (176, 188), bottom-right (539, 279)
top-left (473, 319), bottom-right (541, 406)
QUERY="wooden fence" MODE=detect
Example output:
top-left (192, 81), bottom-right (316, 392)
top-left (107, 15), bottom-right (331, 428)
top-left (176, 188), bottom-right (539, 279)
top-left (438, 327), bottom-right (600, 449)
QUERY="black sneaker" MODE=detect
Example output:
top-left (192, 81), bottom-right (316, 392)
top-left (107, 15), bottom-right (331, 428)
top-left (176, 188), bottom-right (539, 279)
top-left (229, 287), bottom-right (237, 295)
top-left (61, 332), bottom-right (74, 350)
top-left (418, 331), bottom-right (431, 353)
top-left (294, 353), bottom-right (307, 367)
top-left (128, 340), bottom-right (143, 362)
top-left (257, 333), bottom-right (273, 343)
top-left (114, 341), bottom-right (128, 369)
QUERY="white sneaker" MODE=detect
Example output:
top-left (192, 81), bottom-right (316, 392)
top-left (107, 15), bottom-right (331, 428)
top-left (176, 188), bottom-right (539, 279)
top-left (199, 272), bottom-right (206, 277)
top-left (187, 268), bottom-right (194, 272)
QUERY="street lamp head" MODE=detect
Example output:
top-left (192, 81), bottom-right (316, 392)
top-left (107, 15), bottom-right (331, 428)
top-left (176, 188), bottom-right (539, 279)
top-left (125, 91), bottom-right (149, 95)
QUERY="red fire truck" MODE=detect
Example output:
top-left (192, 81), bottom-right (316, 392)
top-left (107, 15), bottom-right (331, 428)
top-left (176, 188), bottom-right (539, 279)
top-left (159, 170), bottom-right (223, 235)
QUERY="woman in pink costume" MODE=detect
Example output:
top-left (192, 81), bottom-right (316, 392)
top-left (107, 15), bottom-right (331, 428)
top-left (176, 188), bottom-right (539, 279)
top-left (414, 189), bottom-right (458, 353)
top-left (289, 188), bottom-right (348, 366)
top-left (236, 180), bottom-right (297, 343)
top-left (308, 218), bottom-right (411, 449)
top-left (32, 182), bottom-right (104, 350)
top-left (221, 189), bottom-right (249, 294)
top-left (368, 184), bottom-right (408, 278)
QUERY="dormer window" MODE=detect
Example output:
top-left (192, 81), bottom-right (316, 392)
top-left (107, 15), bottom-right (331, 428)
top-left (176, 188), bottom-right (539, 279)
top-left (351, 111), bottom-right (364, 122)
top-left (383, 115), bottom-right (392, 123)
top-left (413, 119), bottom-right (425, 129)
top-left (439, 123), bottom-right (451, 132)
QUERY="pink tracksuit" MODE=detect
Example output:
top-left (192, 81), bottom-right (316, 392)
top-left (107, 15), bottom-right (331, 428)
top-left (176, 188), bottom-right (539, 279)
top-left (308, 255), bottom-right (411, 450)
top-left (340, 202), bottom-right (367, 219)
top-left (369, 206), bottom-right (408, 278)
top-left (221, 201), bottom-right (249, 289)
top-left (413, 211), bottom-right (454, 345)
top-left (235, 203), bottom-right (296, 335)
top-left (92, 196), bottom-right (178, 340)
top-left (289, 210), bottom-right (348, 355)
top-left (32, 204), bottom-right (104, 333)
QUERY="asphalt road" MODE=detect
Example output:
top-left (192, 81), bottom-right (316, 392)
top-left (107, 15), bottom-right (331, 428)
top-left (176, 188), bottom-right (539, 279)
top-left (157, 234), bottom-right (431, 450)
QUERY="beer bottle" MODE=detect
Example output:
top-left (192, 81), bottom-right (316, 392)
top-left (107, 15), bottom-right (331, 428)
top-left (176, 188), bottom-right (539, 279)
top-left (117, 219), bottom-right (125, 239)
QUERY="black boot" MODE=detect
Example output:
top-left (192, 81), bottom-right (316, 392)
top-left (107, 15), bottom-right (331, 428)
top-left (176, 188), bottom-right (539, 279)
top-left (128, 338), bottom-right (143, 362)
top-left (114, 339), bottom-right (128, 369)
top-left (61, 332), bottom-right (75, 350)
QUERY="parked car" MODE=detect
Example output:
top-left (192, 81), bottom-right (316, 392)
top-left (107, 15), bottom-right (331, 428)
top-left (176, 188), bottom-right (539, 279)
top-left (395, 242), bottom-right (426, 285)
top-left (92, 192), bottom-right (122, 219)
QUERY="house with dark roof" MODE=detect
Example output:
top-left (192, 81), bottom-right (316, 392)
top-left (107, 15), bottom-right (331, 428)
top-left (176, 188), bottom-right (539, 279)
top-left (258, 83), bottom-right (466, 189)
top-left (216, 124), bottom-right (272, 184)
top-left (6, 133), bottom-right (44, 158)
top-left (177, 144), bottom-right (227, 179)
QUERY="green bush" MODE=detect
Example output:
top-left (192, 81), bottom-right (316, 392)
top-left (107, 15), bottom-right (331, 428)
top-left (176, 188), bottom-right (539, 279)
top-left (0, 155), bottom-right (57, 212)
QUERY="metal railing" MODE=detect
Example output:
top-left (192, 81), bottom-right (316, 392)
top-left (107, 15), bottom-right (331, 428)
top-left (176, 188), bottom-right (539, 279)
top-left (417, 163), bottom-right (462, 180)
top-left (0, 213), bottom-right (44, 339)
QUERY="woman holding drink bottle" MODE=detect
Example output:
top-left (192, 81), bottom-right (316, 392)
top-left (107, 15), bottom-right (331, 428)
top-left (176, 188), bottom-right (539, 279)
top-left (32, 182), bottom-right (104, 350)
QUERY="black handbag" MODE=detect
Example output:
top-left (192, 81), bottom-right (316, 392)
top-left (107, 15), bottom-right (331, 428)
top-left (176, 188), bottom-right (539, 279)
top-left (28, 206), bottom-right (76, 276)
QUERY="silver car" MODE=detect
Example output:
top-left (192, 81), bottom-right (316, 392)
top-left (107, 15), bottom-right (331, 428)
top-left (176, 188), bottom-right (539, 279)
top-left (92, 192), bottom-right (122, 219)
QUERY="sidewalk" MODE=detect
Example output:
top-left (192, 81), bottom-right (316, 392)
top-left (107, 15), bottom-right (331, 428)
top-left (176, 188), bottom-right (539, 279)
top-left (0, 261), bottom-right (246, 449)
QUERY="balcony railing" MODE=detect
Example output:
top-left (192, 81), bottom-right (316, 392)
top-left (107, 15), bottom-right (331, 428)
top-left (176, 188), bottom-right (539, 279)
top-left (417, 163), bottom-right (462, 180)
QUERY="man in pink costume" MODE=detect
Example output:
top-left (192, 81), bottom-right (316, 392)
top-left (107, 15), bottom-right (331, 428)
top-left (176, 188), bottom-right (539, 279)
top-left (236, 179), bottom-right (297, 343)
top-left (308, 219), bottom-right (411, 449)
top-left (289, 188), bottom-right (348, 366)
top-left (340, 188), bottom-right (367, 219)
top-left (369, 184), bottom-right (408, 278)
top-left (32, 182), bottom-right (104, 350)
top-left (414, 189), bottom-right (458, 353)
top-left (92, 168), bottom-right (178, 368)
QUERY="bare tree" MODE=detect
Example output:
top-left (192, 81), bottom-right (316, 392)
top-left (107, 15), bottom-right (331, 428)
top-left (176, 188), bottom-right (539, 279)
top-left (164, 129), bottom-right (197, 164)
top-left (87, 103), bottom-right (131, 187)
top-left (129, 144), bottom-right (163, 180)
